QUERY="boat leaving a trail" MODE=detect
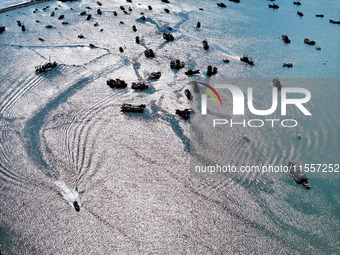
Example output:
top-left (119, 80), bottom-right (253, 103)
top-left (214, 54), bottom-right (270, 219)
top-left (35, 58), bottom-right (57, 73)
top-left (240, 55), bottom-right (254, 65)
top-left (288, 161), bottom-right (310, 189)
top-left (272, 78), bottom-right (282, 90)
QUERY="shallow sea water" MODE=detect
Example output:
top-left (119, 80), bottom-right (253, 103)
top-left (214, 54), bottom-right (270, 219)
top-left (0, 0), bottom-right (339, 254)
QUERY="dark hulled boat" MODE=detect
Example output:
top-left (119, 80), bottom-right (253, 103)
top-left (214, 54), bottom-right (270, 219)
top-left (121, 104), bottom-right (146, 113)
top-left (288, 162), bottom-right (310, 189)
top-left (240, 56), bottom-right (254, 65)
top-left (144, 49), bottom-right (155, 58)
top-left (185, 69), bottom-right (200, 76)
top-left (107, 79), bottom-right (127, 89)
top-left (329, 19), bottom-right (340, 24)
top-left (0, 26), bottom-right (5, 33)
top-left (184, 89), bottom-right (192, 100)
top-left (35, 58), bottom-right (57, 73)
top-left (170, 60), bottom-right (185, 70)
top-left (131, 82), bottom-right (148, 90)
top-left (163, 33), bottom-right (174, 41)
top-left (281, 35), bottom-right (291, 43)
top-left (268, 4), bottom-right (279, 9)
top-left (148, 72), bottom-right (162, 80)
top-left (176, 109), bottom-right (192, 120)
top-left (283, 63), bottom-right (293, 68)
top-left (304, 38), bottom-right (316, 45)
top-left (217, 3), bottom-right (227, 8)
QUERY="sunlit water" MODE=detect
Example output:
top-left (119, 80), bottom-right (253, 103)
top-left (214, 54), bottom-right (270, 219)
top-left (0, 0), bottom-right (339, 254)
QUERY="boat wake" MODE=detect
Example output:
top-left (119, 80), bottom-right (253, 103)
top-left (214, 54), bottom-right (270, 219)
top-left (55, 180), bottom-right (81, 210)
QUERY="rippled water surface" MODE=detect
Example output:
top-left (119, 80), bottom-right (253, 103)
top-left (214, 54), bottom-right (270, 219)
top-left (0, 0), bottom-right (339, 254)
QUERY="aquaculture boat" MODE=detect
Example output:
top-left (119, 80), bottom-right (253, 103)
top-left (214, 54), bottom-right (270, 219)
top-left (176, 109), bottom-right (192, 120)
top-left (163, 33), bottom-right (174, 41)
top-left (268, 4), bottom-right (279, 9)
top-left (185, 89), bottom-right (192, 100)
top-left (281, 35), bottom-right (291, 43)
top-left (107, 79), bottom-right (127, 89)
top-left (283, 63), bottom-right (293, 68)
top-left (170, 60), bottom-right (185, 70)
top-left (185, 69), bottom-right (200, 76)
top-left (131, 82), bottom-right (148, 90)
top-left (121, 104), bottom-right (146, 113)
top-left (217, 3), bottom-right (227, 8)
top-left (148, 72), bottom-right (161, 80)
top-left (304, 38), bottom-right (316, 45)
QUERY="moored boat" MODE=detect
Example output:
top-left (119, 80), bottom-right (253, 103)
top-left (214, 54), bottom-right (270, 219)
top-left (329, 19), bottom-right (340, 24)
top-left (184, 89), bottom-right (192, 100)
top-left (304, 38), bottom-right (316, 45)
top-left (170, 60), bottom-right (185, 69)
top-left (281, 35), bottom-right (291, 43)
top-left (176, 109), bottom-right (192, 119)
top-left (268, 4), bottom-right (279, 9)
top-left (185, 69), bottom-right (200, 76)
top-left (131, 82), bottom-right (148, 90)
top-left (107, 79), bottom-right (127, 89)
top-left (283, 63), bottom-right (293, 67)
top-left (121, 103), bottom-right (146, 113)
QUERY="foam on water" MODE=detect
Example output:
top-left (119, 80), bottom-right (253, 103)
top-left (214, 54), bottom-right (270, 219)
top-left (55, 180), bottom-right (80, 208)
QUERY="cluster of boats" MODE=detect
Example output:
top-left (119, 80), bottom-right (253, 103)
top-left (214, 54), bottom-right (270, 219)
top-left (207, 65), bottom-right (218, 76)
top-left (170, 60), bottom-right (185, 70)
